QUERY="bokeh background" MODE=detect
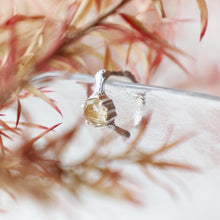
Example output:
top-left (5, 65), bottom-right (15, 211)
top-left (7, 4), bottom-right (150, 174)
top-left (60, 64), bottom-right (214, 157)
top-left (0, 0), bottom-right (220, 219)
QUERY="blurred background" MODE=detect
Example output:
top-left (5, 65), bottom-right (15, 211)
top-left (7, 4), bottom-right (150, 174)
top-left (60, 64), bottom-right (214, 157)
top-left (0, 0), bottom-right (220, 219)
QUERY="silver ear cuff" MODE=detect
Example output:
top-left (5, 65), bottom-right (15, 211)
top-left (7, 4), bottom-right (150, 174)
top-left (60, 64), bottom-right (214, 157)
top-left (83, 69), bottom-right (138, 138)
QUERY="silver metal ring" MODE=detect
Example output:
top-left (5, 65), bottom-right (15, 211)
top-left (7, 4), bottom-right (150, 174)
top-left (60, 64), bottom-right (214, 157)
top-left (83, 69), bottom-right (138, 138)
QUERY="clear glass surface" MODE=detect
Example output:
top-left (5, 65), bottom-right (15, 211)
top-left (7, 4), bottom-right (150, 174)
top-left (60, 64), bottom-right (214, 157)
top-left (24, 72), bottom-right (220, 220)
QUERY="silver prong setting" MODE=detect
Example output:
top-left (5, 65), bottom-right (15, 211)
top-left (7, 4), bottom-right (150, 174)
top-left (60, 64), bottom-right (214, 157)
top-left (83, 69), bottom-right (137, 138)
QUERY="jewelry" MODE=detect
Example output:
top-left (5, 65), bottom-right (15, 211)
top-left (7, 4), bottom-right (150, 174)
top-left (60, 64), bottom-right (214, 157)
top-left (83, 69), bottom-right (138, 138)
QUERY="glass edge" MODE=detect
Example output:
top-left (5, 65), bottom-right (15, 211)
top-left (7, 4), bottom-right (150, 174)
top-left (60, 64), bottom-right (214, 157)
top-left (32, 71), bottom-right (220, 103)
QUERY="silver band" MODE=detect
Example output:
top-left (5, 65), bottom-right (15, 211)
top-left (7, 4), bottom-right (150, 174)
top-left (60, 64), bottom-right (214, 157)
top-left (93, 69), bottom-right (138, 96)
top-left (83, 69), bottom-right (138, 138)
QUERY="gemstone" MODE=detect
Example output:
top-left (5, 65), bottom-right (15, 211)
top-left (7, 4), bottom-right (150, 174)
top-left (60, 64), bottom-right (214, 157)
top-left (83, 97), bottom-right (108, 127)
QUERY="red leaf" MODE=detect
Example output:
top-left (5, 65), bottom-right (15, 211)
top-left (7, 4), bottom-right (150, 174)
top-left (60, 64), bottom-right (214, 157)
top-left (0, 119), bottom-right (18, 134)
top-left (29, 123), bottom-right (62, 145)
top-left (0, 131), bottom-right (11, 156)
top-left (120, 13), bottom-right (190, 74)
top-left (128, 112), bottom-right (152, 152)
top-left (0, 24), bottom-right (17, 83)
top-left (125, 39), bottom-right (133, 66)
top-left (16, 99), bottom-right (21, 128)
top-left (14, 122), bottom-right (48, 130)
top-left (3, 15), bottom-right (44, 26)
top-left (149, 51), bottom-right (162, 74)
top-left (6, 121), bottom-right (48, 130)
top-left (65, 2), bottom-right (81, 27)
top-left (120, 13), bottom-right (184, 54)
top-left (36, 2), bottom-right (80, 69)
top-left (0, 130), bottom-right (13, 141)
top-left (94, 0), bottom-right (101, 12)
top-left (73, 0), bottom-right (93, 26)
top-left (23, 82), bottom-right (62, 116)
top-left (150, 133), bottom-right (196, 157)
top-left (196, 0), bottom-right (208, 41)
top-left (152, 0), bottom-right (166, 18)
top-left (153, 161), bottom-right (198, 171)
top-left (104, 42), bottom-right (111, 69)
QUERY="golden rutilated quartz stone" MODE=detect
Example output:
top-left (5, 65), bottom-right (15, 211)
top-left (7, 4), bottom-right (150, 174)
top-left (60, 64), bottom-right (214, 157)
top-left (82, 69), bottom-right (135, 138)
top-left (83, 97), bottom-right (108, 127)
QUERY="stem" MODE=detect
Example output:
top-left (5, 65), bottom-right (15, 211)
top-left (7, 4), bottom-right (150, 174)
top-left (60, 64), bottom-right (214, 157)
top-left (63, 0), bottom-right (131, 47)
top-left (36, 0), bottom-right (131, 70)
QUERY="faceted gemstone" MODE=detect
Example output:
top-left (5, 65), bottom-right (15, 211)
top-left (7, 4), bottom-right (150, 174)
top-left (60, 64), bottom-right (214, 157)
top-left (83, 97), bottom-right (108, 127)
